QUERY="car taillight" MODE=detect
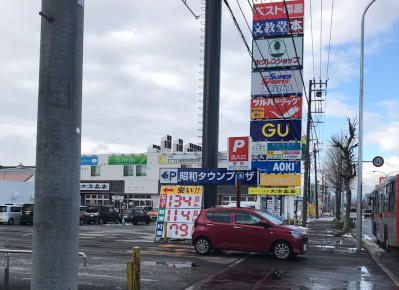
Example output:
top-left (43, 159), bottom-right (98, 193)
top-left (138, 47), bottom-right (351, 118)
top-left (130, 215), bottom-right (134, 218)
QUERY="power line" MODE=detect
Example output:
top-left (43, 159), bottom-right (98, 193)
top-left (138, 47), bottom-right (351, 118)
top-left (326, 0), bottom-right (334, 81)
top-left (319, 0), bottom-right (323, 80)
top-left (310, 0), bottom-right (315, 79)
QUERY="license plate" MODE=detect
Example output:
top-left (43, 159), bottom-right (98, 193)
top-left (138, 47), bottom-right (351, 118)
top-left (26, 212), bottom-right (30, 216)
top-left (123, 215), bottom-right (128, 218)
top-left (90, 214), bottom-right (94, 217)
top-left (304, 244), bottom-right (308, 252)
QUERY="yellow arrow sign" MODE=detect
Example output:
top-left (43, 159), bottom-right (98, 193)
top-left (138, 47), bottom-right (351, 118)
top-left (160, 186), bottom-right (203, 194)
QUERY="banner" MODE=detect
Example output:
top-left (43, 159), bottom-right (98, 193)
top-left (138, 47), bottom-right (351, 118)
top-left (251, 96), bottom-right (302, 119)
top-left (253, 0), bottom-right (305, 21)
top-left (159, 153), bottom-right (201, 165)
top-left (251, 70), bottom-right (303, 97)
top-left (155, 186), bottom-right (203, 240)
top-left (252, 161), bottom-right (301, 173)
top-left (259, 174), bottom-right (301, 186)
top-left (249, 187), bottom-right (300, 196)
top-left (160, 168), bottom-right (257, 185)
top-left (108, 154), bottom-right (147, 165)
top-left (252, 36), bottom-right (303, 70)
top-left (252, 18), bottom-right (304, 37)
top-left (250, 119), bottom-right (302, 142)
top-left (81, 155), bottom-right (98, 166)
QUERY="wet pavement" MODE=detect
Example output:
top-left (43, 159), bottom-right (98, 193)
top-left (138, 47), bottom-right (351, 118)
top-left (0, 218), bottom-right (398, 289)
top-left (189, 218), bottom-right (397, 290)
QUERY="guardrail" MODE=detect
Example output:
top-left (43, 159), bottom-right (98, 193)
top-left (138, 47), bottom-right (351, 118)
top-left (1, 249), bottom-right (87, 288)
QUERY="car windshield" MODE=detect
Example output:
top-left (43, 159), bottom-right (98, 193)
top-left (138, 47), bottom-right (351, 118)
top-left (22, 204), bottom-right (33, 211)
top-left (0, 206), bottom-right (7, 213)
top-left (257, 210), bottom-right (283, 225)
top-left (86, 207), bottom-right (99, 213)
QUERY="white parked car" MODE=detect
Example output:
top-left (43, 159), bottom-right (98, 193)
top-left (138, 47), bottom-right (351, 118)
top-left (0, 204), bottom-right (23, 225)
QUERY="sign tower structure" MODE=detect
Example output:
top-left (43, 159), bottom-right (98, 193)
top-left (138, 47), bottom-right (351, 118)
top-left (249, 0), bottom-right (305, 219)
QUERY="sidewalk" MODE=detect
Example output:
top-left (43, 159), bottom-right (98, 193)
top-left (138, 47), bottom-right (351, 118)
top-left (363, 233), bottom-right (399, 287)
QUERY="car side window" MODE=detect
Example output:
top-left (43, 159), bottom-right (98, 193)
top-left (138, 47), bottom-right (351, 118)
top-left (206, 211), bottom-right (231, 223)
top-left (11, 207), bottom-right (22, 213)
top-left (235, 212), bottom-right (262, 225)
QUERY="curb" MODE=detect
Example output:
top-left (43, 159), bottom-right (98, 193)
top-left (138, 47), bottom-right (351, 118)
top-left (363, 239), bottom-right (399, 288)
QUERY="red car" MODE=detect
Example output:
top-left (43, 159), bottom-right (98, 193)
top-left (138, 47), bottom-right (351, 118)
top-left (192, 207), bottom-right (308, 260)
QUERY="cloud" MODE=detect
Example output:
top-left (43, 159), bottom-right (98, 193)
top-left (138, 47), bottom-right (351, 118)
top-left (365, 121), bottom-right (399, 155)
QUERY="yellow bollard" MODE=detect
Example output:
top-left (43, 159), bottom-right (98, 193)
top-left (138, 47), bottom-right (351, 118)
top-left (132, 247), bottom-right (140, 290)
top-left (163, 221), bottom-right (168, 243)
top-left (127, 262), bottom-right (133, 290)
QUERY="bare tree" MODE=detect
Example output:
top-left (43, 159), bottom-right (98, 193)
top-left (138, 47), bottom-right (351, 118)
top-left (323, 140), bottom-right (343, 221)
top-left (331, 118), bottom-right (358, 233)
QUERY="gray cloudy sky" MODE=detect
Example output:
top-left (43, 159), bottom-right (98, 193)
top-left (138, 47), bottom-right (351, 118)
top-left (1, 0), bottom-right (398, 183)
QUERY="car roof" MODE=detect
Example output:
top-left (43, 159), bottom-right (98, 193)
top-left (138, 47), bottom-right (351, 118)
top-left (204, 207), bottom-right (257, 212)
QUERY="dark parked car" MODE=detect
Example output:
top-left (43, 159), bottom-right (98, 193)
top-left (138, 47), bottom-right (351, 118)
top-left (121, 208), bottom-right (150, 225)
top-left (85, 205), bottom-right (120, 224)
top-left (192, 207), bottom-right (308, 260)
top-left (20, 203), bottom-right (34, 225)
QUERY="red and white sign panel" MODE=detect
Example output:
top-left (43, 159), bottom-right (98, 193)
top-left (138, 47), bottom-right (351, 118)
top-left (253, 0), bottom-right (304, 21)
top-left (227, 137), bottom-right (252, 170)
top-left (155, 186), bottom-right (203, 240)
top-left (251, 96), bottom-right (302, 119)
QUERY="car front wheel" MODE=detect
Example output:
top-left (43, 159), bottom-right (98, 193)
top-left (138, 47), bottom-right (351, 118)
top-left (194, 237), bottom-right (211, 255)
top-left (272, 241), bottom-right (292, 260)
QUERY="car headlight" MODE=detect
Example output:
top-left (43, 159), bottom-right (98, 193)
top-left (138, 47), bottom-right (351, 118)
top-left (290, 231), bottom-right (303, 239)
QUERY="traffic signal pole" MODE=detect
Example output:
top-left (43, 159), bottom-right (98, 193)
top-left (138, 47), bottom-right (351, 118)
top-left (32, 1), bottom-right (84, 289)
top-left (202, 0), bottom-right (222, 208)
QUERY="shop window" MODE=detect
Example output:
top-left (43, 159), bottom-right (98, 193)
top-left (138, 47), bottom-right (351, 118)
top-left (91, 166), bottom-right (101, 176)
top-left (136, 165), bottom-right (147, 176)
top-left (123, 165), bottom-right (134, 177)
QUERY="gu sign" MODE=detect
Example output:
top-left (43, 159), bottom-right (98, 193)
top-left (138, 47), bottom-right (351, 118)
top-left (227, 137), bottom-right (252, 170)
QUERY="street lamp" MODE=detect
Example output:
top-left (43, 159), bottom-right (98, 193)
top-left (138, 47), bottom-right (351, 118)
top-left (357, 0), bottom-right (377, 252)
top-left (372, 170), bottom-right (399, 178)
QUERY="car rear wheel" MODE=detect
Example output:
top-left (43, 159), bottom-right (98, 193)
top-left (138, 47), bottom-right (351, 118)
top-left (8, 218), bottom-right (14, 225)
top-left (194, 237), bottom-right (211, 255)
top-left (79, 219), bottom-right (84, 225)
top-left (99, 218), bottom-right (104, 225)
top-left (272, 241), bottom-right (291, 260)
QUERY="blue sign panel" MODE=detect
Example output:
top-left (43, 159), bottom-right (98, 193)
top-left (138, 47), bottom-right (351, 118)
top-left (250, 120), bottom-right (301, 142)
top-left (81, 155), bottom-right (98, 166)
top-left (267, 142), bottom-right (301, 151)
top-left (252, 18), bottom-right (304, 37)
top-left (176, 169), bottom-right (257, 185)
top-left (252, 161), bottom-right (301, 173)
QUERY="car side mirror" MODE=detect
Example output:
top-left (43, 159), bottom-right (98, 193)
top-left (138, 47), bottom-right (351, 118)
top-left (262, 221), bottom-right (271, 228)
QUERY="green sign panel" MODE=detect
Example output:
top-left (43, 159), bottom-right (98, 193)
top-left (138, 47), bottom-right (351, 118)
top-left (108, 154), bottom-right (147, 165)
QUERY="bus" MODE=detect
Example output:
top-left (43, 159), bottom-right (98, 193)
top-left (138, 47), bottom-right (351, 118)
top-left (370, 174), bottom-right (399, 249)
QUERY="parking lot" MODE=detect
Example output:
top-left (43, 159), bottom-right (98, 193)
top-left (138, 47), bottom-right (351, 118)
top-left (0, 222), bottom-right (241, 290)
top-left (0, 218), bottom-right (397, 289)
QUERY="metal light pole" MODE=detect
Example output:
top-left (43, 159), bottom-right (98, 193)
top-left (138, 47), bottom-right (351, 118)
top-left (357, 0), bottom-right (376, 252)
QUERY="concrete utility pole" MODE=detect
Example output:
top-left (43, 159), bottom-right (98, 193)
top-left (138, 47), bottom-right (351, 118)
top-left (32, 1), bottom-right (84, 289)
top-left (314, 143), bottom-right (319, 219)
top-left (357, 0), bottom-right (377, 252)
top-left (202, 0), bottom-right (222, 208)
top-left (301, 80), bottom-right (312, 226)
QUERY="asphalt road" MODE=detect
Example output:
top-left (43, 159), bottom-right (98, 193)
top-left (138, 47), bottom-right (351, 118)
top-left (0, 218), bottom-right (397, 290)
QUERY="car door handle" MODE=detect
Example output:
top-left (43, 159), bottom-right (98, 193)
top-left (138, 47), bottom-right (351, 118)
top-left (233, 226), bottom-right (242, 229)
top-left (206, 223), bottom-right (214, 226)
